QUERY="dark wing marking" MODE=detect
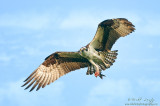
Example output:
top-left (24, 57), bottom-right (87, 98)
top-left (22, 52), bottom-right (89, 92)
top-left (89, 18), bottom-right (135, 51)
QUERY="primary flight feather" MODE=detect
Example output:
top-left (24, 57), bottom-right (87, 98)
top-left (22, 18), bottom-right (135, 92)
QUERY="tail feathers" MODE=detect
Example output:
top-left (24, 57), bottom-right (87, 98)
top-left (99, 64), bottom-right (106, 70)
top-left (102, 50), bottom-right (118, 66)
top-left (110, 50), bottom-right (118, 53)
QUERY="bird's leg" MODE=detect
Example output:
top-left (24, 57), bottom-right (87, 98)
top-left (89, 60), bottom-right (100, 77)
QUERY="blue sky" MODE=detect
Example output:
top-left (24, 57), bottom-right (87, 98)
top-left (0, 0), bottom-right (160, 106)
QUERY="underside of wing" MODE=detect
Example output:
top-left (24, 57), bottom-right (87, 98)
top-left (89, 18), bottom-right (135, 51)
top-left (22, 52), bottom-right (90, 92)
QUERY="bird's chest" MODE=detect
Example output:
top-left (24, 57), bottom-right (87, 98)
top-left (83, 50), bottom-right (103, 64)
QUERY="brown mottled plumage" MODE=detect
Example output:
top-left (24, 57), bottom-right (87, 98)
top-left (22, 52), bottom-right (89, 92)
top-left (22, 18), bottom-right (135, 92)
top-left (89, 18), bottom-right (135, 50)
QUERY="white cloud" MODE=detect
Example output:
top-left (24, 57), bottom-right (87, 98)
top-left (0, 53), bottom-right (12, 62)
top-left (85, 79), bottom-right (132, 106)
top-left (0, 12), bottom-right (58, 30)
top-left (89, 79), bottom-right (132, 97)
top-left (19, 38), bottom-right (79, 57)
top-left (148, 44), bottom-right (153, 48)
top-left (129, 58), bottom-right (158, 65)
top-left (2, 9), bottom-right (160, 37)
top-left (21, 46), bottom-right (43, 56)
top-left (85, 78), bottom-right (160, 106)
top-left (138, 79), bottom-right (160, 93)
top-left (0, 79), bottom-right (65, 106)
top-left (1, 9), bottom-right (160, 36)
top-left (59, 10), bottom-right (141, 30)
top-left (0, 53), bottom-right (17, 63)
top-left (136, 19), bottom-right (160, 36)
top-left (60, 12), bottom-right (99, 29)
top-left (59, 10), bottom-right (160, 36)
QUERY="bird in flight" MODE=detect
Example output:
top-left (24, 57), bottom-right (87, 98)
top-left (22, 18), bottom-right (135, 92)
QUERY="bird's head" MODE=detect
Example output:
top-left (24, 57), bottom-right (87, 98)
top-left (78, 46), bottom-right (88, 56)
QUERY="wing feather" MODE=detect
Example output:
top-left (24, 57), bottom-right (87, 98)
top-left (36, 73), bottom-right (45, 91)
top-left (22, 52), bottom-right (89, 91)
top-left (89, 18), bottom-right (135, 50)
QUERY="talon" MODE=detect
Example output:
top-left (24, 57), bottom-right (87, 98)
top-left (99, 74), bottom-right (106, 79)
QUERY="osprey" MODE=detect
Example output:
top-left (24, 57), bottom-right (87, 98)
top-left (22, 18), bottom-right (135, 92)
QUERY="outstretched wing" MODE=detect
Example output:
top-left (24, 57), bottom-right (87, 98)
top-left (22, 52), bottom-right (89, 92)
top-left (89, 18), bottom-right (135, 51)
